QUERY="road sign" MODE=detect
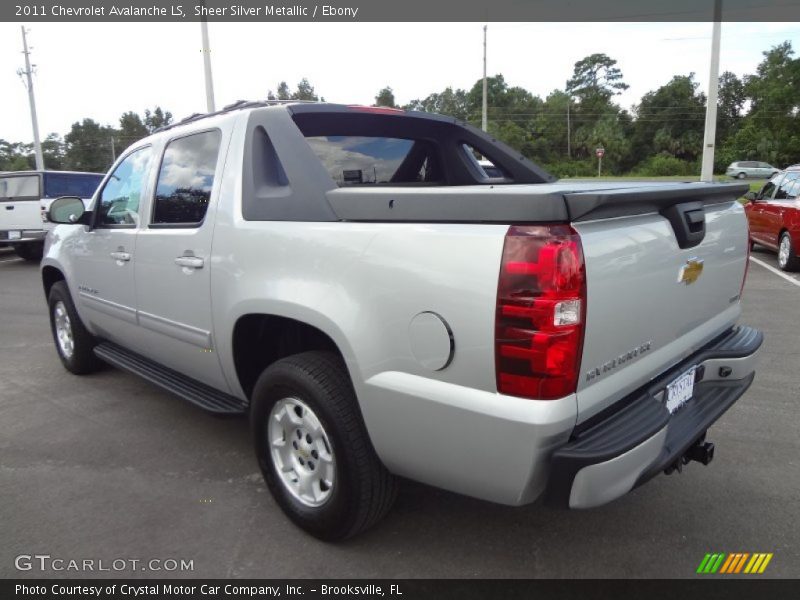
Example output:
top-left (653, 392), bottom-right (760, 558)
top-left (596, 147), bottom-right (605, 158)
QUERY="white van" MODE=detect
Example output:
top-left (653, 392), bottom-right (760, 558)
top-left (0, 170), bottom-right (104, 260)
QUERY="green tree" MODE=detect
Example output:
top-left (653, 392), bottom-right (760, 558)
top-left (559, 55), bottom-right (632, 170)
top-left (267, 81), bottom-right (291, 100)
top-left (292, 78), bottom-right (320, 101)
top-left (632, 74), bottom-right (706, 164)
top-left (717, 71), bottom-right (745, 137)
top-left (41, 133), bottom-right (66, 170)
top-left (721, 42), bottom-right (800, 167)
top-left (566, 53), bottom-right (629, 101)
top-left (119, 111), bottom-right (149, 143)
top-left (144, 107), bottom-right (173, 132)
top-left (404, 87), bottom-right (469, 121)
top-left (0, 140), bottom-right (32, 171)
top-left (268, 80), bottom-right (322, 102)
top-left (64, 119), bottom-right (116, 172)
top-left (374, 86), bottom-right (397, 108)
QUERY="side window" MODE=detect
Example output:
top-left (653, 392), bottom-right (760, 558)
top-left (152, 130), bottom-right (221, 225)
top-left (0, 175), bottom-right (40, 200)
top-left (758, 173), bottom-right (783, 201)
top-left (775, 173), bottom-right (799, 200)
top-left (97, 147), bottom-right (152, 226)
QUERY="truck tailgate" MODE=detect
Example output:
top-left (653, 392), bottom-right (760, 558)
top-left (2, 200), bottom-right (42, 232)
top-left (569, 185), bottom-right (749, 423)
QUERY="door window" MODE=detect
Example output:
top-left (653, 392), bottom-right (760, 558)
top-left (96, 147), bottom-right (153, 226)
top-left (758, 174), bottom-right (784, 200)
top-left (774, 172), bottom-right (799, 200)
top-left (152, 130), bottom-right (221, 226)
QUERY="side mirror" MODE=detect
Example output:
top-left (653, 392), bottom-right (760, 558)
top-left (47, 196), bottom-right (87, 224)
top-left (743, 191), bottom-right (758, 202)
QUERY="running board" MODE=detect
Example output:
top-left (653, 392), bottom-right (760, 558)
top-left (93, 342), bottom-right (247, 415)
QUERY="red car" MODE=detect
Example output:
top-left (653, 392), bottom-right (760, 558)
top-left (745, 165), bottom-right (800, 271)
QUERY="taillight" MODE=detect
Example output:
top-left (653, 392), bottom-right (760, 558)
top-left (495, 225), bottom-right (587, 400)
top-left (741, 228), bottom-right (751, 300)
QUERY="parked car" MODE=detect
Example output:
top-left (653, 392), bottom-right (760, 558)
top-left (0, 170), bottom-right (104, 260)
top-left (41, 102), bottom-right (761, 540)
top-left (744, 165), bottom-right (800, 271)
top-left (726, 161), bottom-right (779, 180)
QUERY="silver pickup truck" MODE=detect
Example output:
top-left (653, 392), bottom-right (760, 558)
top-left (41, 102), bottom-right (762, 540)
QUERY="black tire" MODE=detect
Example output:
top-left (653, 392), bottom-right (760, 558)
top-left (48, 281), bottom-right (103, 374)
top-left (13, 242), bottom-right (43, 261)
top-left (736, 172), bottom-right (746, 179)
top-left (777, 231), bottom-right (800, 272)
top-left (251, 351), bottom-right (397, 541)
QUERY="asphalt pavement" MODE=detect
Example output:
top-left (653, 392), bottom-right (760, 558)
top-left (1, 245), bottom-right (798, 578)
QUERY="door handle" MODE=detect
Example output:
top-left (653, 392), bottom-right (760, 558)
top-left (110, 251), bottom-right (131, 262)
top-left (175, 255), bottom-right (204, 269)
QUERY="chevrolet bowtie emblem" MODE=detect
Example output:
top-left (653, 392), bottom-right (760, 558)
top-left (678, 258), bottom-right (704, 285)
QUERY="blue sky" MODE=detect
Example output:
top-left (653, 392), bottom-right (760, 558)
top-left (0, 22), bottom-right (798, 145)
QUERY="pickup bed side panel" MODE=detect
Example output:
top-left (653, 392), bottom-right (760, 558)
top-left (210, 123), bottom-right (572, 502)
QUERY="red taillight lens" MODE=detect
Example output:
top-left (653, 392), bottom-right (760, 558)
top-left (495, 225), bottom-right (587, 400)
top-left (741, 228), bottom-right (751, 300)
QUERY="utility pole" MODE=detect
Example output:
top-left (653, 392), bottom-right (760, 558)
top-left (700, 0), bottom-right (722, 182)
top-left (482, 25), bottom-right (488, 132)
top-left (110, 136), bottom-right (116, 162)
top-left (19, 26), bottom-right (44, 171)
top-left (200, 12), bottom-right (216, 113)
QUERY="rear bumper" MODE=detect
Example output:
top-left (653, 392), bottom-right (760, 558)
top-left (543, 326), bottom-right (763, 508)
top-left (0, 229), bottom-right (47, 243)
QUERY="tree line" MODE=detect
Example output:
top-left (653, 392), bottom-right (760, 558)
top-left (2, 42), bottom-right (797, 177)
top-left (0, 107), bottom-right (173, 174)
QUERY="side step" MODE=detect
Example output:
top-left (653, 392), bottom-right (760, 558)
top-left (93, 342), bottom-right (247, 415)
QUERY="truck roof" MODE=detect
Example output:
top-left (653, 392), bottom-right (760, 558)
top-left (152, 100), bottom-right (465, 134)
top-left (0, 170), bottom-right (105, 176)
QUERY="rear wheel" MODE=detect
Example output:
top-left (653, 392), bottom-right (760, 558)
top-left (777, 232), bottom-right (800, 272)
top-left (48, 281), bottom-right (103, 374)
top-left (13, 242), bottom-right (43, 261)
top-left (251, 351), bottom-right (397, 540)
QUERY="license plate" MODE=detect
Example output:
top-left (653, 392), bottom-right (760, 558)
top-left (666, 366), bottom-right (696, 413)
top-left (8, 230), bottom-right (21, 240)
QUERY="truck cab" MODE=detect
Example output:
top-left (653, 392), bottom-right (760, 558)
top-left (0, 170), bottom-right (104, 260)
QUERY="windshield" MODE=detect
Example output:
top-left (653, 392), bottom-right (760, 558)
top-left (43, 173), bottom-right (104, 199)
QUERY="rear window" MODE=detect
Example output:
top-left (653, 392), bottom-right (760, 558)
top-left (305, 136), bottom-right (442, 186)
top-left (43, 173), bottom-right (104, 199)
top-left (0, 175), bottom-right (39, 199)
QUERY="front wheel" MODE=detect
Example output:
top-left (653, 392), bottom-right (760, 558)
top-left (48, 281), bottom-right (103, 374)
top-left (251, 351), bottom-right (397, 541)
top-left (736, 172), bottom-right (747, 179)
top-left (777, 232), bottom-right (800, 272)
